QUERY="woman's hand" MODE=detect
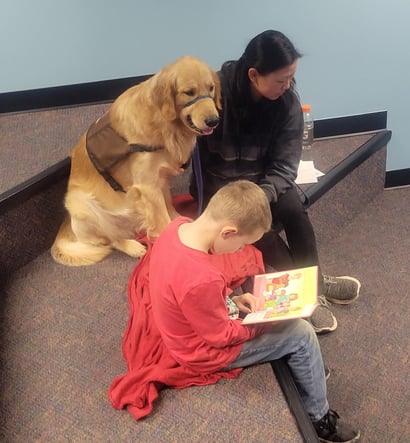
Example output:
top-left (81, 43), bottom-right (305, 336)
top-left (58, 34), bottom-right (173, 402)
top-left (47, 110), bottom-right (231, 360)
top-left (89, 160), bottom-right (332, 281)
top-left (231, 293), bottom-right (258, 314)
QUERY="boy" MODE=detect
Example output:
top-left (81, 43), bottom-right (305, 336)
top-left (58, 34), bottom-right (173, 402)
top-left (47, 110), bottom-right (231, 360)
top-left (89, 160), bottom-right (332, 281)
top-left (149, 180), bottom-right (360, 443)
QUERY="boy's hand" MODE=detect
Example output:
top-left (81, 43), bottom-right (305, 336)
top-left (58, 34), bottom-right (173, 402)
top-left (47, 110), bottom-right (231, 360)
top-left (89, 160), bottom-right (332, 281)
top-left (231, 293), bottom-right (258, 314)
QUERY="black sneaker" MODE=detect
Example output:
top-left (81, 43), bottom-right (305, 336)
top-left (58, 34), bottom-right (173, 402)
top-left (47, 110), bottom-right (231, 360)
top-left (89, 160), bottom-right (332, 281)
top-left (313, 409), bottom-right (360, 442)
top-left (309, 295), bottom-right (338, 334)
top-left (323, 275), bottom-right (361, 305)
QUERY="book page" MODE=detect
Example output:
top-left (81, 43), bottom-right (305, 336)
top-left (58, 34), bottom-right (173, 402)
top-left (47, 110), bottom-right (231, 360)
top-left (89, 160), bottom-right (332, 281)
top-left (242, 266), bottom-right (318, 325)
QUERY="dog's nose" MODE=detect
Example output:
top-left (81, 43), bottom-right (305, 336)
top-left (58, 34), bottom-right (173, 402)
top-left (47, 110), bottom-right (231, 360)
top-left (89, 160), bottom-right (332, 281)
top-left (205, 116), bottom-right (220, 128)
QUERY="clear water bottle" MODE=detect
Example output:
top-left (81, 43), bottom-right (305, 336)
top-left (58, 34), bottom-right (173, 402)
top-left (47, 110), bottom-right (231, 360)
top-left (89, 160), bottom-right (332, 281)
top-left (302, 104), bottom-right (314, 150)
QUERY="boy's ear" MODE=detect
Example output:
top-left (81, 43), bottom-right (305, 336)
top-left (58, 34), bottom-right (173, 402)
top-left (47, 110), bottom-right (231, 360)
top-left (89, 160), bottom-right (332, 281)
top-left (221, 226), bottom-right (238, 239)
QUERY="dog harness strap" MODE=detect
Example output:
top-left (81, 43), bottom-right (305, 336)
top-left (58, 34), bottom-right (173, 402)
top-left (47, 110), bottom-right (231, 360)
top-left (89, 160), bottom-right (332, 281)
top-left (100, 171), bottom-right (126, 193)
top-left (86, 113), bottom-right (164, 192)
top-left (128, 144), bottom-right (163, 153)
top-left (183, 95), bottom-right (213, 108)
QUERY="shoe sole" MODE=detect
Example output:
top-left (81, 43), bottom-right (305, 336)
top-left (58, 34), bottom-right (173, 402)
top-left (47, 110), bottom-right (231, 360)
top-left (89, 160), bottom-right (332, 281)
top-left (312, 316), bottom-right (338, 334)
top-left (325, 276), bottom-right (361, 305)
top-left (318, 430), bottom-right (361, 443)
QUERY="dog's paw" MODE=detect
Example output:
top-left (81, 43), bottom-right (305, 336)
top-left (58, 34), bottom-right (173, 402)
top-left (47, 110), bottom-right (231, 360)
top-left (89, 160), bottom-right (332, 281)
top-left (113, 239), bottom-right (146, 258)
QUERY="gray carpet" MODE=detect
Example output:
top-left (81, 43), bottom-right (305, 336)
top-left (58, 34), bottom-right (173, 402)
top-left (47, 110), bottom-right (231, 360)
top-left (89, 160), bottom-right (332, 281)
top-left (1, 102), bottom-right (408, 442)
top-left (0, 250), bottom-right (299, 442)
top-left (315, 187), bottom-right (410, 443)
top-left (0, 103), bottom-right (109, 194)
top-left (1, 187), bottom-right (409, 442)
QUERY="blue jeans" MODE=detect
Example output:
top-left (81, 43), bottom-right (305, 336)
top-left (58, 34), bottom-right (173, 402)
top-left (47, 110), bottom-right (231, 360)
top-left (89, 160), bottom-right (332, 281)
top-left (224, 319), bottom-right (329, 421)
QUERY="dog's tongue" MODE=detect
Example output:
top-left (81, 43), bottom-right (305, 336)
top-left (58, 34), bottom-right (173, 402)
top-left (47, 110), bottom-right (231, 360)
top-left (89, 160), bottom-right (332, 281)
top-left (202, 128), bottom-right (214, 136)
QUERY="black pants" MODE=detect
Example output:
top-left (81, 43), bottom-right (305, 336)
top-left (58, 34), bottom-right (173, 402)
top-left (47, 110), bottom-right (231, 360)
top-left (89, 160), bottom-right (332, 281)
top-left (254, 187), bottom-right (323, 289)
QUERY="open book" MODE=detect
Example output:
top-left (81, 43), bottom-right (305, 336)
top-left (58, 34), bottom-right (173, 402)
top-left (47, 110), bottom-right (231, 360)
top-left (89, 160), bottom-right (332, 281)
top-left (242, 266), bottom-right (318, 325)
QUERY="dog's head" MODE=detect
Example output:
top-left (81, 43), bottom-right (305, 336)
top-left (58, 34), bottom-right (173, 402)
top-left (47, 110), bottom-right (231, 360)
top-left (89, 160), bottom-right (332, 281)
top-left (152, 56), bottom-right (221, 135)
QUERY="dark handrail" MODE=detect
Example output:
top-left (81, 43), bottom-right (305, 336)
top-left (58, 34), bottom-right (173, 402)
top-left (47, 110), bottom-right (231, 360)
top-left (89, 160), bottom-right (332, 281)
top-left (306, 130), bottom-right (392, 206)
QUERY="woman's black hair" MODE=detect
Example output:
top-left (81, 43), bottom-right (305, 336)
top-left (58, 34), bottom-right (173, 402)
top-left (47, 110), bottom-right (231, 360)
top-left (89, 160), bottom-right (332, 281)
top-left (223, 30), bottom-right (302, 138)
top-left (239, 30), bottom-right (301, 77)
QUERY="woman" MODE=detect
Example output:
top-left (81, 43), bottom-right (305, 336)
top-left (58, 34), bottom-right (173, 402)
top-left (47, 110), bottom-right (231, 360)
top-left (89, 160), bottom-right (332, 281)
top-left (190, 30), bottom-right (361, 334)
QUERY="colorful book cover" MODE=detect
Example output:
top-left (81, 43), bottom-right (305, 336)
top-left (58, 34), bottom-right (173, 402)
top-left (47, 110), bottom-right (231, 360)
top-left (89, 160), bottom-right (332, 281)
top-left (242, 266), bottom-right (318, 325)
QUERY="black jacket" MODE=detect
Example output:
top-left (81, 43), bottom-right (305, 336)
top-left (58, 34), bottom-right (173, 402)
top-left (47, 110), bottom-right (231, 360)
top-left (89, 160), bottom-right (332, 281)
top-left (191, 60), bottom-right (303, 205)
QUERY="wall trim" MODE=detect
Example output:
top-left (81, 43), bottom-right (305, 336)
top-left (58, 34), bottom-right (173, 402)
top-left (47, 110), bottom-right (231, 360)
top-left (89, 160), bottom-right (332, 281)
top-left (385, 168), bottom-right (410, 188)
top-left (314, 111), bottom-right (387, 138)
top-left (0, 78), bottom-right (407, 202)
top-left (0, 74), bottom-right (152, 114)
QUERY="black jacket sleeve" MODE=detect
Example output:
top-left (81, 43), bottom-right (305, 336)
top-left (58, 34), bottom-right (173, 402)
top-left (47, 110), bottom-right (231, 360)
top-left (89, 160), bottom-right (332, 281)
top-left (259, 93), bottom-right (303, 203)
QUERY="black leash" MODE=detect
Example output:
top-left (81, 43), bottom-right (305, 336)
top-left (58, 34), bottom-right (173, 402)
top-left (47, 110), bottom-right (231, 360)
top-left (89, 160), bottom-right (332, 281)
top-left (192, 143), bottom-right (204, 216)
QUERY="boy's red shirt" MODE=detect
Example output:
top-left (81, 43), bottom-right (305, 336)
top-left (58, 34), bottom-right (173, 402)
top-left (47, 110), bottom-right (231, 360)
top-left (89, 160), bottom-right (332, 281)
top-left (149, 217), bottom-right (266, 372)
top-left (109, 216), bottom-right (265, 419)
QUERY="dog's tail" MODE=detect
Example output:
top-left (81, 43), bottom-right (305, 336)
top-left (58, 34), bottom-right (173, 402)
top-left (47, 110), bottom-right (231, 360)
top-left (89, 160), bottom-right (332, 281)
top-left (50, 217), bottom-right (111, 266)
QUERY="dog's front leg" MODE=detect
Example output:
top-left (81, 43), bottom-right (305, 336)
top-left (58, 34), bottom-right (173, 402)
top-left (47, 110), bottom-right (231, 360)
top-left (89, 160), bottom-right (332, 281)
top-left (127, 184), bottom-right (172, 238)
top-left (162, 182), bottom-right (180, 220)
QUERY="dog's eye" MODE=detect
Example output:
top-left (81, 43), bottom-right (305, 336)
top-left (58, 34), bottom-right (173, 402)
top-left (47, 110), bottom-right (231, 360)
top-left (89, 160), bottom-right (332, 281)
top-left (209, 85), bottom-right (215, 93)
top-left (184, 89), bottom-right (196, 97)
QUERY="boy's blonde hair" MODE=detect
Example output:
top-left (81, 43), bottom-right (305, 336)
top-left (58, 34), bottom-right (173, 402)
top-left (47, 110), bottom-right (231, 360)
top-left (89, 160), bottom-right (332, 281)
top-left (205, 180), bottom-right (272, 235)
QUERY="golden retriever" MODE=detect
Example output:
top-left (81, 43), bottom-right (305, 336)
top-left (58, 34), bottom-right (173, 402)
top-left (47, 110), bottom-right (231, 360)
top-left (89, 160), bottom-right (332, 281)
top-left (51, 56), bottom-right (221, 266)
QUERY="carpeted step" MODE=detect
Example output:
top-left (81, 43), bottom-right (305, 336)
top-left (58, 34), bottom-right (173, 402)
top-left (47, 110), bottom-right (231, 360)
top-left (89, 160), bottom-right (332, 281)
top-left (0, 103), bottom-right (391, 442)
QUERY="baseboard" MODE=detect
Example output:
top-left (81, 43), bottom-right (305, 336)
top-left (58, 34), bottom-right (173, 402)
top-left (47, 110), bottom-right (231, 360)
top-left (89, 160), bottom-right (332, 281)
top-left (0, 75), bottom-right (387, 135)
top-left (314, 111), bottom-right (387, 138)
top-left (0, 80), bottom-right (403, 216)
top-left (385, 168), bottom-right (410, 188)
top-left (0, 74), bottom-right (151, 114)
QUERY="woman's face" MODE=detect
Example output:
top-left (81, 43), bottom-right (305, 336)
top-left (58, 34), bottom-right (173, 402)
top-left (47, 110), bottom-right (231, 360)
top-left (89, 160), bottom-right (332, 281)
top-left (248, 61), bottom-right (298, 101)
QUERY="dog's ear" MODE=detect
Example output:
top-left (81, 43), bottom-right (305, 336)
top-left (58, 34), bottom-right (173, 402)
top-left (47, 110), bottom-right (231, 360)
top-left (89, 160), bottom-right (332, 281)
top-left (212, 70), bottom-right (222, 111)
top-left (152, 68), bottom-right (178, 121)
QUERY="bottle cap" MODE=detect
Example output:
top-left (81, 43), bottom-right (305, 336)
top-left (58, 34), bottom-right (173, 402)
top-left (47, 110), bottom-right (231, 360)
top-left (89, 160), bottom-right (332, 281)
top-left (301, 104), bottom-right (311, 112)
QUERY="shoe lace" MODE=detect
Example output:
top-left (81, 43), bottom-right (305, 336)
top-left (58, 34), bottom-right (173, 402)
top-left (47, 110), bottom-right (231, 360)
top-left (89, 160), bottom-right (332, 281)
top-left (323, 275), bottom-right (337, 286)
top-left (318, 294), bottom-right (331, 308)
top-left (317, 409), bottom-right (340, 433)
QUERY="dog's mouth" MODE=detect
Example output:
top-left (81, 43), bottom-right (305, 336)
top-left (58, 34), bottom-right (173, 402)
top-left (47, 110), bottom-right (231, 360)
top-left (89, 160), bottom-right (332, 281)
top-left (186, 115), bottom-right (217, 136)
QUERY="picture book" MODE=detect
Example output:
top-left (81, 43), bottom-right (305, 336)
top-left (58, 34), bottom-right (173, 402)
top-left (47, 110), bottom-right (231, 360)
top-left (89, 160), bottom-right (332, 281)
top-left (242, 266), bottom-right (318, 325)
